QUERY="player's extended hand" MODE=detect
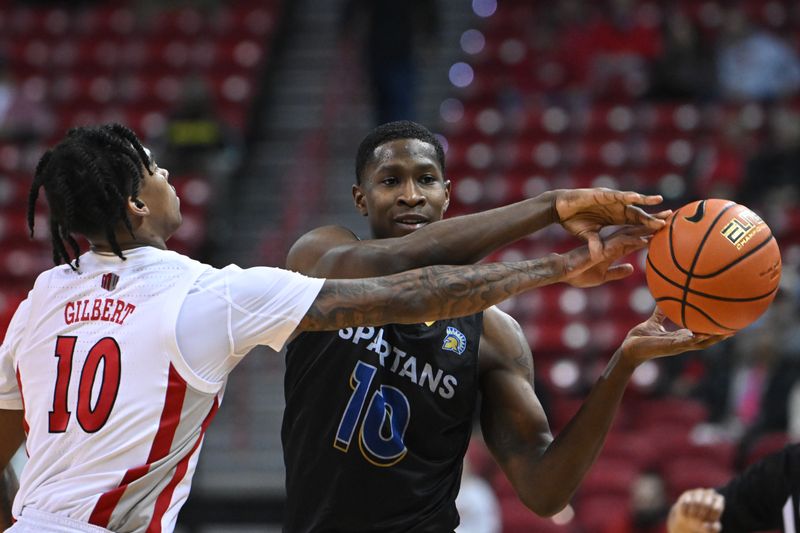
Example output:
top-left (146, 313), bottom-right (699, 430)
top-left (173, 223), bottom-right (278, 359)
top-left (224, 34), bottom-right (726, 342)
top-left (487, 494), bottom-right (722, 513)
top-left (564, 226), bottom-right (650, 288)
top-left (620, 308), bottom-right (730, 366)
top-left (554, 188), bottom-right (670, 260)
top-left (560, 225), bottom-right (651, 288)
top-left (667, 489), bottom-right (725, 533)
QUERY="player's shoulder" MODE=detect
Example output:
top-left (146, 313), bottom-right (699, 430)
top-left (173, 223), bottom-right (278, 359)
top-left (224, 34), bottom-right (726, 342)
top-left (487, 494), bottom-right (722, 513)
top-left (29, 261), bottom-right (67, 291)
top-left (286, 225), bottom-right (359, 273)
top-left (479, 306), bottom-right (533, 377)
top-left (482, 306), bottom-right (524, 337)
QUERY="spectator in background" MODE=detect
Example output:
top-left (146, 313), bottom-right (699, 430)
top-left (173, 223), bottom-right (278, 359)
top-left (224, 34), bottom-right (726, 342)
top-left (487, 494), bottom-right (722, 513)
top-left (734, 291), bottom-right (800, 466)
top-left (629, 471), bottom-right (670, 533)
top-left (455, 457), bottom-right (501, 533)
top-left (693, 112), bottom-right (756, 200)
top-left (156, 76), bottom-right (242, 244)
top-left (739, 106), bottom-right (800, 213)
top-left (691, 290), bottom-right (800, 465)
top-left (583, 0), bottom-right (662, 98)
top-left (339, 0), bottom-right (440, 125)
top-left (647, 8), bottom-right (716, 102)
top-left (543, 0), bottom-right (595, 94)
top-left (602, 470), bottom-right (670, 533)
top-left (667, 444), bottom-right (800, 533)
top-left (716, 6), bottom-right (800, 102)
top-left (158, 76), bottom-right (241, 179)
top-left (0, 63), bottom-right (54, 143)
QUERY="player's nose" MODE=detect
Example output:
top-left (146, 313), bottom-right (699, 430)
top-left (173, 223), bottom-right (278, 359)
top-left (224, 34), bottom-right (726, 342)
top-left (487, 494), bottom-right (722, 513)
top-left (397, 180), bottom-right (425, 206)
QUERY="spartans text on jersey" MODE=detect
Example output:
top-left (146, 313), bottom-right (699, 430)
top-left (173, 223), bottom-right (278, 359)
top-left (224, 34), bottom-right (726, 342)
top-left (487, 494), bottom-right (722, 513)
top-left (338, 326), bottom-right (458, 399)
top-left (64, 298), bottom-right (136, 325)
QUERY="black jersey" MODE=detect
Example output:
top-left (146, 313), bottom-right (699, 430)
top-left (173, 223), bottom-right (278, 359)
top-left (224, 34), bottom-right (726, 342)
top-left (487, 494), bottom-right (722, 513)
top-left (282, 314), bottom-right (483, 533)
top-left (718, 444), bottom-right (800, 532)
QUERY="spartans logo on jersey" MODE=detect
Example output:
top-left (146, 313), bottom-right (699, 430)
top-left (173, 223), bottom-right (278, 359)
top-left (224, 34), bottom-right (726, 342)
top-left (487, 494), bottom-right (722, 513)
top-left (442, 326), bottom-right (467, 355)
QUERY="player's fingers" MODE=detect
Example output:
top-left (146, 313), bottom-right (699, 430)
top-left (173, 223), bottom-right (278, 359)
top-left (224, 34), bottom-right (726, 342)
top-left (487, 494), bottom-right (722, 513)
top-left (637, 193), bottom-right (664, 205)
top-left (600, 190), bottom-right (663, 206)
top-left (697, 490), bottom-right (721, 521)
top-left (587, 232), bottom-right (603, 261)
top-left (690, 490), bottom-right (717, 522)
top-left (653, 209), bottom-right (674, 220)
top-left (611, 224), bottom-right (654, 239)
top-left (605, 264), bottom-right (634, 281)
top-left (625, 205), bottom-right (667, 229)
top-left (709, 492), bottom-right (725, 521)
top-left (649, 306), bottom-right (667, 325)
top-left (673, 331), bottom-right (714, 351)
top-left (682, 489), bottom-right (702, 518)
top-left (694, 334), bottom-right (730, 350)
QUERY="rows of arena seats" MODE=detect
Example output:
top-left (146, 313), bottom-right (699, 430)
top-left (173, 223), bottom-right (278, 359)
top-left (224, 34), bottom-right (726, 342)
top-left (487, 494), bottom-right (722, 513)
top-left (0, 1), bottom-right (280, 336)
top-left (444, 1), bottom-right (800, 531)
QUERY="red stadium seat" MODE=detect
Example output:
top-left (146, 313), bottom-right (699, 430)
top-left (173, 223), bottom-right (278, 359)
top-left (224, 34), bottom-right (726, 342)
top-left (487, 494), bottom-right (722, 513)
top-left (600, 430), bottom-right (660, 469)
top-left (633, 397), bottom-right (709, 430)
top-left (579, 458), bottom-right (640, 500)
top-left (574, 494), bottom-right (631, 533)
top-left (662, 457), bottom-right (733, 500)
top-left (500, 497), bottom-right (576, 533)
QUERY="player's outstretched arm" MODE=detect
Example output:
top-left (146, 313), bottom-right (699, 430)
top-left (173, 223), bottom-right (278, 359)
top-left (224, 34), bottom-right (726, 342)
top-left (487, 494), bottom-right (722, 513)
top-left (287, 189), bottom-right (666, 279)
top-left (296, 227), bottom-right (649, 332)
top-left (479, 308), bottom-right (727, 517)
top-left (667, 489), bottom-right (724, 533)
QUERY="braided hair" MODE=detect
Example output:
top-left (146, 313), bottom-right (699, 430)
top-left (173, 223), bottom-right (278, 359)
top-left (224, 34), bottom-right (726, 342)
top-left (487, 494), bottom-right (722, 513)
top-left (28, 123), bottom-right (152, 269)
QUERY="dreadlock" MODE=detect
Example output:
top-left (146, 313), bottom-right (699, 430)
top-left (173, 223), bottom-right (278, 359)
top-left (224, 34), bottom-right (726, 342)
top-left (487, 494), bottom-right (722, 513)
top-left (28, 123), bottom-right (152, 269)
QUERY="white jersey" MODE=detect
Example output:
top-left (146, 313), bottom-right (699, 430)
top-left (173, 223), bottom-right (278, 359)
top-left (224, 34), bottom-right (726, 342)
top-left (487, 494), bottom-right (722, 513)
top-left (0, 247), bottom-right (324, 533)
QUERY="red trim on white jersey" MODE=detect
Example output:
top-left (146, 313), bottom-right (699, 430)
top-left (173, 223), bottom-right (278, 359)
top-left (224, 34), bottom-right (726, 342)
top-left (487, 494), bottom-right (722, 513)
top-left (146, 396), bottom-right (219, 533)
top-left (89, 365), bottom-right (188, 527)
top-left (15, 368), bottom-right (29, 436)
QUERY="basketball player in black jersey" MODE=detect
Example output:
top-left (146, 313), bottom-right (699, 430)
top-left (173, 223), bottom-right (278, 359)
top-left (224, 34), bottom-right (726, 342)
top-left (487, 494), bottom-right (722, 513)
top-left (282, 121), bottom-right (728, 532)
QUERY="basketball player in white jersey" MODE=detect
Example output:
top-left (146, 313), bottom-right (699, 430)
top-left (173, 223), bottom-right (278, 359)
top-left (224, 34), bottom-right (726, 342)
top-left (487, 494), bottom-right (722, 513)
top-left (0, 124), bottom-right (661, 532)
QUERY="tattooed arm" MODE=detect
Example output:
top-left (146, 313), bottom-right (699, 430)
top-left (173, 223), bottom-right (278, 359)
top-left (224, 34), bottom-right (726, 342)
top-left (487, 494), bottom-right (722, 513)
top-left (479, 309), bottom-right (727, 516)
top-left (296, 228), bottom-right (648, 332)
top-left (287, 189), bottom-right (667, 278)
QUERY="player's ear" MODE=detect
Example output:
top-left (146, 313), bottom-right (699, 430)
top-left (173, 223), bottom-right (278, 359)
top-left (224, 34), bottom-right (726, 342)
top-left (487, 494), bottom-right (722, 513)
top-left (127, 197), bottom-right (149, 216)
top-left (353, 184), bottom-right (368, 216)
top-left (442, 179), bottom-right (451, 214)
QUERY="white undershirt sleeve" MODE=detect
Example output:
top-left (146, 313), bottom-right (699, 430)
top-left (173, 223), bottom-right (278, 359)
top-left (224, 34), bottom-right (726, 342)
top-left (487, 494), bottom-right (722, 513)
top-left (0, 299), bottom-right (30, 410)
top-left (175, 265), bottom-right (324, 384)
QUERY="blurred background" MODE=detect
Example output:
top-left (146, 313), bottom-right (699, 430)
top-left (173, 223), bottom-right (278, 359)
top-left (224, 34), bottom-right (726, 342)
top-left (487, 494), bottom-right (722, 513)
top-left (2, 0), bottom-right (800, 531)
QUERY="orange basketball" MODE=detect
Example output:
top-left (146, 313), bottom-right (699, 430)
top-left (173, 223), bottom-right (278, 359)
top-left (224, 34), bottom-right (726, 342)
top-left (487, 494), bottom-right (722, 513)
top-left (645, 199), bottom-right (782, 334)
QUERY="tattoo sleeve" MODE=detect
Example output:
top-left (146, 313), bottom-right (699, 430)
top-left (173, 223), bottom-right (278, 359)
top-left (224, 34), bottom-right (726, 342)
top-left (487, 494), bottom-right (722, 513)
top-left (299, 255), bottom-right (566, 331)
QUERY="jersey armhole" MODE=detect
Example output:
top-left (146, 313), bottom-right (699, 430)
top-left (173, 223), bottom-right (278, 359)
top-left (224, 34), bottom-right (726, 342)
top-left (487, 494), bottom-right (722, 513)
top-left (162, 263), bottom-right (226, 394)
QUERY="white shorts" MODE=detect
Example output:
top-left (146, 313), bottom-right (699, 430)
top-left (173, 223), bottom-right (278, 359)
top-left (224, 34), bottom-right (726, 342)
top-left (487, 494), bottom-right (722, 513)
top-left (6, 508), bottom-right (112, 533)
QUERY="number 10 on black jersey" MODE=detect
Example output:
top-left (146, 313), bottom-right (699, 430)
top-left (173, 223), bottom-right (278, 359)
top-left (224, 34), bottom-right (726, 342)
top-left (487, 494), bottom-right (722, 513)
top-left (333, 361), bottom-right (411, 467)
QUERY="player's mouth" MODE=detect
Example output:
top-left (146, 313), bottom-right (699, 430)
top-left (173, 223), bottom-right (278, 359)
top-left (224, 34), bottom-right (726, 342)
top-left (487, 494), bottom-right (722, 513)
top-left (393, 214), bottom-right (429, 230)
